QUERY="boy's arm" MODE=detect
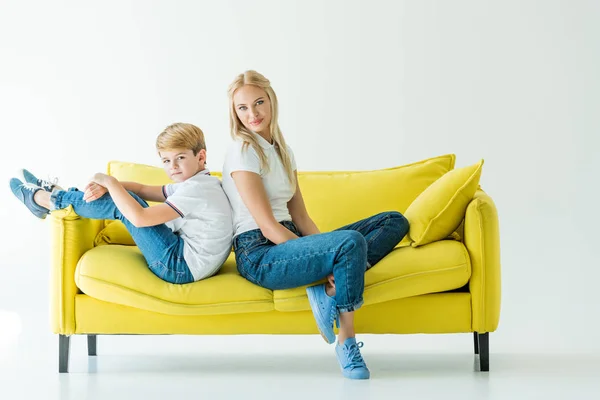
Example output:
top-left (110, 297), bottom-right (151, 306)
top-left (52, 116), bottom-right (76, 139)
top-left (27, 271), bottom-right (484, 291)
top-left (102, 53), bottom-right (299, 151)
top-left (84, 181), bottom-right (167, 203)
top-left (91, 174), bottom-right (179, 228)
top-left (121, 182), bottom-right (167, 202)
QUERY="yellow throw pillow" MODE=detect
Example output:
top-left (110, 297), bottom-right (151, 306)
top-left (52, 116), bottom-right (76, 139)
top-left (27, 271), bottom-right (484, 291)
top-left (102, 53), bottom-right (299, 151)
top-left (95, 221), bottom-right (136, 246)
top-left (405, 159), bottom-right (484, 247)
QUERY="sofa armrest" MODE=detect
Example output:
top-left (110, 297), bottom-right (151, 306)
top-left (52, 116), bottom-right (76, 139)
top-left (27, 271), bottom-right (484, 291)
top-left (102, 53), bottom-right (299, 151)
top-left (464, 190), bottom-right (501, 333)
top-left (49, 206), bottom-right (104, 335)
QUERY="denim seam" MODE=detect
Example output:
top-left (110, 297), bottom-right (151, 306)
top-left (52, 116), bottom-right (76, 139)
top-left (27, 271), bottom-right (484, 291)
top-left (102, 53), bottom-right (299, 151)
top-left (365, 214), bottom-right (391, 248)
top-left (151, 260), bottom-right (188, 278)
top-left (337, 298), bottom-right (364, 313)
top-left (259, 248), bottom-right (339, 267)
top-left (240, 247), bottom-right (340, 287)
top-left (338, 239), bottom-right (364, 312)
top-left (235, 252), bottom-right (260, 285)
top-left (238, 246), bottom-right (259, 268)
top-left (146, 226), bottom-right (181, 251)
top-left (51, 190), bottom-right (65, 210)
top-left (236, 261), bottom-right (259, 286)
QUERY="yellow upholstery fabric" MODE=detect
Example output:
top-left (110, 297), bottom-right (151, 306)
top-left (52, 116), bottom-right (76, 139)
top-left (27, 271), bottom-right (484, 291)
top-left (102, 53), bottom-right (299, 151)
top-left (75, 249), bottom-right (273, 316)
top-left (96, 154), bottom-right (455, 246)
top-left (95, 221), bottom-right (136, 246)
top-left (465, 190), bottom-right (501, 333)
top-left (50, 206), bottom-right (104, 335)
top-left (297, 154), bottom-right (455, 233)
top-left (274, 240), bottom-right (470, 312)
top-left (74, 292), bottom-right (472, 335)
top-left (405, 160), bottom-right (484, 247)
top-left (49, 155), bottom-right (501, 339)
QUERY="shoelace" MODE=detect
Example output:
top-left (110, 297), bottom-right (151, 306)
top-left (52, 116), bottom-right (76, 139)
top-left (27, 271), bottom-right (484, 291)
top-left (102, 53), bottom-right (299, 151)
top-left (22, 182), bottom-right (41, 192)
top-left (344, 341), bottom-right (366, 370)
top-left (39, 176), bottom-right (59, 191)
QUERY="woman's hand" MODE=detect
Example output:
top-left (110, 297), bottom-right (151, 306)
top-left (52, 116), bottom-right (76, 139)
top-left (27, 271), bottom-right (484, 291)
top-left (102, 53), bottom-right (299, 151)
top-left (83, 182), bottom-right (108, 202)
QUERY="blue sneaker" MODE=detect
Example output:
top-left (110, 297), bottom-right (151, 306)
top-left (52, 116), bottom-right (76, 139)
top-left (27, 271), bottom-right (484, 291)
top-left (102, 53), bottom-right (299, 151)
top-left (306, 283), bottom-right (338, 344)
top-left (335, 337), bottom-right (370, 379)
top-left (9, 178), bottom-right (50, 219)
top-left (17, 168), bottom-right (62, 192)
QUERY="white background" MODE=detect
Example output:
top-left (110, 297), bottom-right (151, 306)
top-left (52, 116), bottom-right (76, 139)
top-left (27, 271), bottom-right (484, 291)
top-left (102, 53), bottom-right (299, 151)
top-left (0, 0), bottom-right (598, 357)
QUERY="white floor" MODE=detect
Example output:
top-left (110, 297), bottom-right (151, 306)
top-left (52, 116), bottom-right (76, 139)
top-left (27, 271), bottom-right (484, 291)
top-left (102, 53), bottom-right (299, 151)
top-left (1, 314), bottom-right (599, 400)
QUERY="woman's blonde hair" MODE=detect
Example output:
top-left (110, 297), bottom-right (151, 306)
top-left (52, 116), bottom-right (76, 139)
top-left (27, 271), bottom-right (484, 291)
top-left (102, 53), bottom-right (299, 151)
top-left (228, 70), bottom-right (296, 189)
top-left (156, 123), bottom-right (206, 156)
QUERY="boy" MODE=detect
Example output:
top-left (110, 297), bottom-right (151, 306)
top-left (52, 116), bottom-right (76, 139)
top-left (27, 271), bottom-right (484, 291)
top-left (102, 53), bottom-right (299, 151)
top-left (10, 123), bottom-right (233, 284)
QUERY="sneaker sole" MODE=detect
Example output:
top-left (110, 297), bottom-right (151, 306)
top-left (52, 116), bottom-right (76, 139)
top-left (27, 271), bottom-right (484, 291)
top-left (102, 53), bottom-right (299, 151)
top-left (306, 288), bottom-right (335, 344)
top-left (342, 371), bottom-right (370, 380)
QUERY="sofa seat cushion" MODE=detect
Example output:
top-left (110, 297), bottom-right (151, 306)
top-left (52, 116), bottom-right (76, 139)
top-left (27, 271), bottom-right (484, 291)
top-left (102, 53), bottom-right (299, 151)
top-left (75, 246), bottom-right (273, 316)
top-left (273, 240), bottom-right (471, 312)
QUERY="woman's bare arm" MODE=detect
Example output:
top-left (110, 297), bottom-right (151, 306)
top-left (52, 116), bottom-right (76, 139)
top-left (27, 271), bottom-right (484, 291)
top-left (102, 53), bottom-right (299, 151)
top-left (231, 171), bottom-right (298, 244)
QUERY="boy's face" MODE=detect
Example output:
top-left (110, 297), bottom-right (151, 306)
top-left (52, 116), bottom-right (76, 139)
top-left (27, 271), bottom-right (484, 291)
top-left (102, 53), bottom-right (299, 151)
top-left (159, 148), bottom-right (206, 182)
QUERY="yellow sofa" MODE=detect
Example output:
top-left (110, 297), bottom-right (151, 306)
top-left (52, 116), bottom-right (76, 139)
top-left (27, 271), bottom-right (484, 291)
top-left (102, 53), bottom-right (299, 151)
top-left (50, 154), bottom-right (501, 373)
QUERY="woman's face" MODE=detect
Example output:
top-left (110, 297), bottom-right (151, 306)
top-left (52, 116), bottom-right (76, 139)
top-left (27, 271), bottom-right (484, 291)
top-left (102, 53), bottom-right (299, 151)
top-left (233, 85), bottom-right (272, 135)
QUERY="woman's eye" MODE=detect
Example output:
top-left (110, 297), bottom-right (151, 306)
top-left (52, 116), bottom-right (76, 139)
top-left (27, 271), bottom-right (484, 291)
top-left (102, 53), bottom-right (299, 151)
top-left (163, 160), bottom-right (170, 164)
top-left (178, 156), bottom-right (185, 160)
top-left (238, 106), bottom-right (247, 111)
top-left (256, 100), bottom-right (264, 106)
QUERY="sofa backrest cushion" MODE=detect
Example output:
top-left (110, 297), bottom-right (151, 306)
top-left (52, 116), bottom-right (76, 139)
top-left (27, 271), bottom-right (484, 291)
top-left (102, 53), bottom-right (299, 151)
top-left (95, 154), bottom-right (455, 246)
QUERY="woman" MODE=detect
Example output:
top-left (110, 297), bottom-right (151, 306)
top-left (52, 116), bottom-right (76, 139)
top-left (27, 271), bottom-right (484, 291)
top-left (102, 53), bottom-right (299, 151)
top-left (222, 70), bottom-right (408, 379)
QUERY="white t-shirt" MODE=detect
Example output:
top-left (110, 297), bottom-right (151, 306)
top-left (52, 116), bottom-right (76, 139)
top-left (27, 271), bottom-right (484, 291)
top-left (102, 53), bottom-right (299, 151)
top-left (163, 169), bottom-right (233, 281)
top-left (222, 133), bottom-right (297, 237)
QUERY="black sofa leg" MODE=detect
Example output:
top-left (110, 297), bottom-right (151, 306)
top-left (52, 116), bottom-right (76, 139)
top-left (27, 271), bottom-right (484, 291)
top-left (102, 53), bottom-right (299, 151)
top-left (59, 335), bottom-right (70, 373)
top-left (475, 332), bottom-right (489, 371)
top-left (88, 334), bottom-right (97, 356)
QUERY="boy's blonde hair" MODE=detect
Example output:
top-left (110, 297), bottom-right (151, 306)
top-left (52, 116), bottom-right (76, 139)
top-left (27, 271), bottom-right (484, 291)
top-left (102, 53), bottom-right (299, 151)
top-left (156, 123), bottom-right (206, 155)
top-left (228, 70), bottom-right (296, 189)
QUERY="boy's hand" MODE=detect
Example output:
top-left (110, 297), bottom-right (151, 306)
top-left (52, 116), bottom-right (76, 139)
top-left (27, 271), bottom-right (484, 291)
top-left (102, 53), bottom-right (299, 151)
top-left (89, 172), bottom-right (114, 187)
top-left (83, 182), bottom-right (108, 202)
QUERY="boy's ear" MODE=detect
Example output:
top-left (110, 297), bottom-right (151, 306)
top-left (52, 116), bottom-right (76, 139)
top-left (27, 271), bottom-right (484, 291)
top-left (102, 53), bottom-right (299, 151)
top-left (198, 149), bottom-right (207, 163)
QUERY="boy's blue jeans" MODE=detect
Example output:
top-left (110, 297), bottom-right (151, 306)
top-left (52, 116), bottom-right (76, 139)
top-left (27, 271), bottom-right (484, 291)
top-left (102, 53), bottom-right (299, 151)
top-left (51, 188), bottom-right (195, 284)
top-left (233, 211), bottom-right (409, 313)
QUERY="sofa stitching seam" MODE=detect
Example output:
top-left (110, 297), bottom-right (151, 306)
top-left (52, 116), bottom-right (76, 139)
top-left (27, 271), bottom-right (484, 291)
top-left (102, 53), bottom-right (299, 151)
top-left (476, 199), bottom-right (486, 332)
top-left (363, 263), bottom-right (469, 291)
top-left (77, 275), bottom-right (273, 309)
top-left (275, 262), bottom-right (469, 302)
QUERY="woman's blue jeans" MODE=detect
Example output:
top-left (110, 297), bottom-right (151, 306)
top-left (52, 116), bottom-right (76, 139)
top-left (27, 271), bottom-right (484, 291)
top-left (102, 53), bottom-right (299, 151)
top-left (233, 211), bottom-right (409, 313)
